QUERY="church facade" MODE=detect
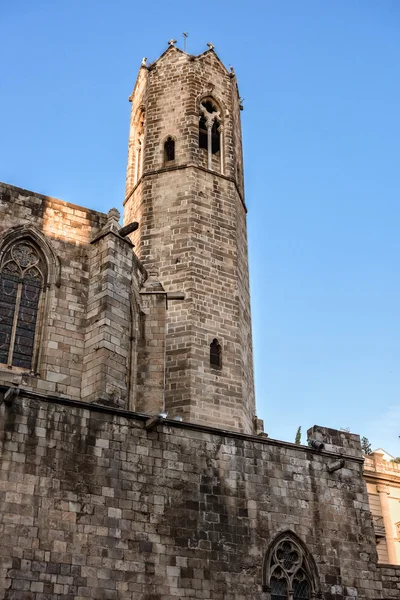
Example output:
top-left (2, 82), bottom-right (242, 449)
top-left (0, 44), bottom-right (398, 599)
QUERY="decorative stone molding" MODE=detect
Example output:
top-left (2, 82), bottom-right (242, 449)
top-left (377, 484), bottom-right (391, 495)
top-left (262, 530), bottom-right (321, 599)
top-left (0, 224), bottom-right (61, 287)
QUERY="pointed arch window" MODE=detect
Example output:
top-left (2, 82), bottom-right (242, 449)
top-left (210, 338), bottom-right (222, 369)
top-left (133, 109), bottom-right (145, 185)
top-left (0, 240), bottom-right (46, 370)
top-left (263, 533), bottom-right (320, 600)
top-left (199, 99), bottom-right (224, 174)
top-left (164, 137), bottom-right (175, 163)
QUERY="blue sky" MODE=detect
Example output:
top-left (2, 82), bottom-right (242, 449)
top-left (1, 1), bottom-right (399, 454)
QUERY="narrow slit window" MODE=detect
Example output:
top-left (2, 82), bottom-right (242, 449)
top-left (0, 241), bottom-right (45, 370)
top-left (211, 119), bottom-right (220, 155)
top-left (210, 338), bottom-right (222, 369)
top-left (164, 137), bottom-right (175, 162)
top-left (133, 110), bottom-right (145, 185)
top-left (199, 114), bottom-right (208, 149)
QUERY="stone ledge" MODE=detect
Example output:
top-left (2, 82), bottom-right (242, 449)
top-left (123, 163), bottom-right (247, 211)
top-left (0, 385), bottom-right (364, 462)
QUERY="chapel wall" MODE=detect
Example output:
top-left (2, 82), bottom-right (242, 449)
top-left (0, 394), bottom-right (386, 600)
top-left (0, 183), bottom-right (150, 409)
top-left (0, 183), bottom-right (108, 400)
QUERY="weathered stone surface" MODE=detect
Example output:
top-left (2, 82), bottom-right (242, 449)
top-left (378, 565), bottom-right (400, 598)
top-left (124, 46), bottom-right (255, 433)
top-left (0, 44), bottom-right (398, 600)
top-left (0, 394), bottom-right (390, 599)
top-left (0, 183), bottom-right (106, 401)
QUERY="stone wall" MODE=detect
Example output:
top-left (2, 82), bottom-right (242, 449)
top-left (0, 391), bottom-right (393, 599)
top-left (378, 565), bottom-right (400, 598)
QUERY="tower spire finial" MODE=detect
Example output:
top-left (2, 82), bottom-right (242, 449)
top-left (168, 38), bottom-right (177, 47)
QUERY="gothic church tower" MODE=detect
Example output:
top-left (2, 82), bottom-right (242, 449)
top-left (124, 43), bottom-right (255, 433)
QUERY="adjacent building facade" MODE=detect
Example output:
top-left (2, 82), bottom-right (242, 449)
top-left (364, 450), bottom-right (400, 566)
top-left (0, 43), bottom-right (399, 599)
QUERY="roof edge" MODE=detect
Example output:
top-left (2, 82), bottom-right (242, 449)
top-left (146, 44), bottom-right (231, 76)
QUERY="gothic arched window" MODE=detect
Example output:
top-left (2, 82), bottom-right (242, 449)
top-left (164, 137), bottom-right (175, 163)
top-left (132, 108), bottom-right (145, 185)
top-left (0, 240), bottom-right (46, 370)
top-left (210, 338), bottom-right (222, 369)
top-left (263, 532), bottom-right (320, 600)
top-left (199, 98), bottom-right (224, 173)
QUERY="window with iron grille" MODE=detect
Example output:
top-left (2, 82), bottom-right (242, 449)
top-left (264, 533), bottom-right (318, 600)
top-left (0, 241), bottom-right (45, 370)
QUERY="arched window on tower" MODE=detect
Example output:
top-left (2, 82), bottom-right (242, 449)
top-left (210, 338), bottom-right (222, 369)
top-left (133, 108), bottom-right (145, 185)
top-left (199, 113), bottom-right (208, 150)
top-left (164, 137), bottom-right (175, 163)
top-left (199, 99), bottom-right (224, 173)
top-left (263, 532), bottom-right (320, 600)
top-left (0, 240), bottom-right (46, 371)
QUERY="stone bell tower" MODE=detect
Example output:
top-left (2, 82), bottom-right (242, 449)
top-left (124, 42), bottom-right (256, 433)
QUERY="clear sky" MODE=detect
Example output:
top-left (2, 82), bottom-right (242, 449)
top-left (2, 1), bottom-right (399, 455)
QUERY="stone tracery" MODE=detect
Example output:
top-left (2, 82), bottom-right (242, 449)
top-left (199, 98), bottom-right (224, 173)
top-left (264, 533), bottom-right (319, 600)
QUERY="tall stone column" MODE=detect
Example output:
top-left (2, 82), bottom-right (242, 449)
top-left (377, 484), bottom-right (397, 564)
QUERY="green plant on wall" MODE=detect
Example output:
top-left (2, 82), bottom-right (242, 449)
top-left (295, 426), bottom-right (301, 445)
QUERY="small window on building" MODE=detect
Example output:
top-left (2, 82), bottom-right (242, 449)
top-left (211, 119), bottom-right (220, 155)
top-left (210, 338), bottom-right (222, 369)
top-left (164, 137), bottom-right (175, 163)
top-left (132, 109), bottom-right (145, 185)
top-left (139, 310), bottom-right (146, 341)
top-left (199, 114), bottom-right (208, 150)
top-left (199, 98), bottom-right (224, 173)
top-left (199, 100), bottom-right (221, 154)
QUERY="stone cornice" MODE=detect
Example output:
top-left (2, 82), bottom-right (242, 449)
top-left (364, 469), bottom-right (400, 487)
top-left (123, 163), bottom-right (247, 212)
top-left (0, 386), bottom-right (364, 463)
